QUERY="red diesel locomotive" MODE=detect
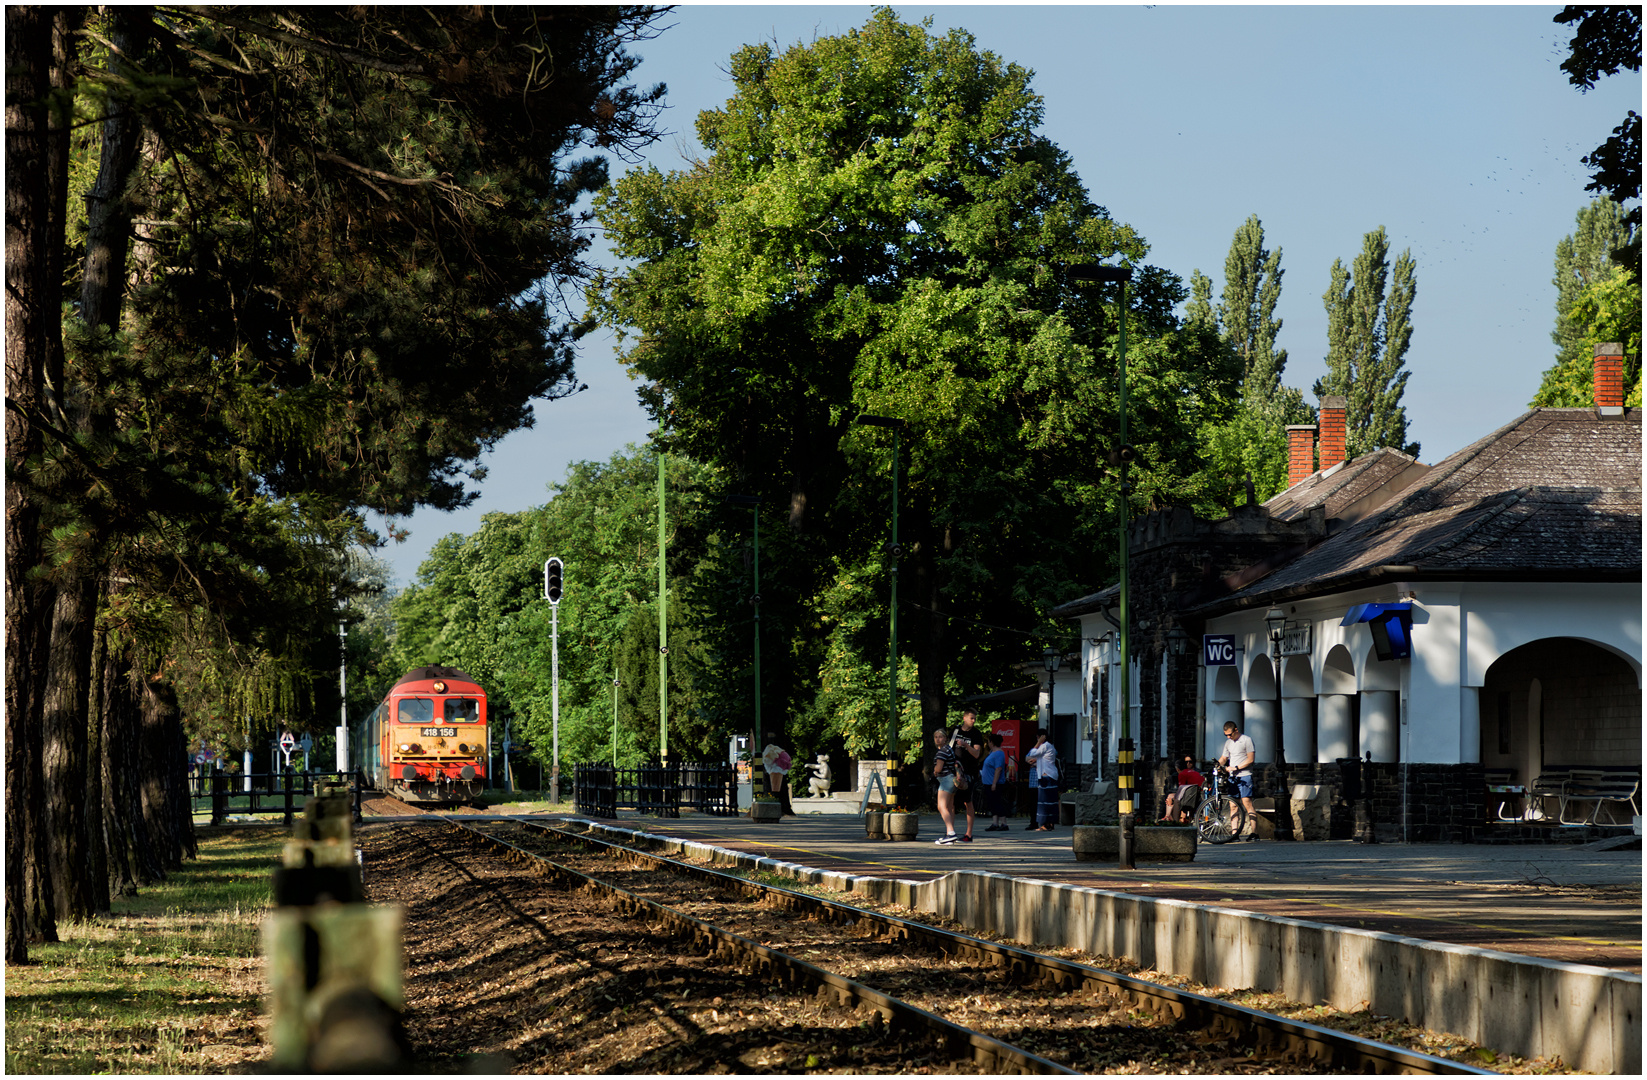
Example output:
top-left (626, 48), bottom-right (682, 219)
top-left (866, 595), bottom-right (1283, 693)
top-left (355, 666), bottom-right (488, 803)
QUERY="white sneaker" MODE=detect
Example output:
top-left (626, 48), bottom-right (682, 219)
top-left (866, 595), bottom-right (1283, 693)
top-left (935, 833), bottom-right (959, 845)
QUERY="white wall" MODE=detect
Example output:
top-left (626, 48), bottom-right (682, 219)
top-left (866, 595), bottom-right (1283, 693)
top-left (1203, 580), bottom-right (1643, 765)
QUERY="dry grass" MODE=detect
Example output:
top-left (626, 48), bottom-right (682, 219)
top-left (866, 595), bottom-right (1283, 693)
top-left (4, 829), bottom-right (283, 1074)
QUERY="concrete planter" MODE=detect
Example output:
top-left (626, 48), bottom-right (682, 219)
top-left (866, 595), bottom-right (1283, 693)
top-left (750, 799), bottom-right (783, 822)
top-left (864, 810), bottom-right (886, 839)
top-left (1072, 824), bottom-right (1197, 862)
top-left (886, 811), bottom-right (920, 841)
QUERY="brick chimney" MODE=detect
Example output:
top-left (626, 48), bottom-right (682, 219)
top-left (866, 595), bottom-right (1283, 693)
top-left (1594, 343), bottom-right (1625, 416)
top-left (1286, 425), bottom-right (1317, 487)
top-left (1318, 395), bottom-right (1347, 470)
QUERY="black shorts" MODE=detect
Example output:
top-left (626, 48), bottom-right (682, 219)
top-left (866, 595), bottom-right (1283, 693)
top-left (955, 775), bottom-right (980, 805)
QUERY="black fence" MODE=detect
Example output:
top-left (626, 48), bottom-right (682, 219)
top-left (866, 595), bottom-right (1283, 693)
top-left (573, 760), bottom-right (740, 819)
top-left (190, 769), bottom-right (361, 826)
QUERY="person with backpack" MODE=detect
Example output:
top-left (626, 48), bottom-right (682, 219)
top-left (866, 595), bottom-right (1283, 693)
top-left (950, 709), bottom-right (987, 842)
top-left (931, 728), bottom-right (963, 844)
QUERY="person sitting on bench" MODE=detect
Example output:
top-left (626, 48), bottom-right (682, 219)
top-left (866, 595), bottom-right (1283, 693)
top-left (1162, 755), bottom-right (1204, 824)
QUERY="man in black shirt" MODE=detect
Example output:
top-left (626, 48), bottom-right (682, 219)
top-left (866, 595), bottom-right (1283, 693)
top-left (951, 709), bottom-right (988, 842)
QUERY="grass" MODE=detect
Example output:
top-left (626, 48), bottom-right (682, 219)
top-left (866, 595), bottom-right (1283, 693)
top-left (4, 829), bottom-right (286, 1074)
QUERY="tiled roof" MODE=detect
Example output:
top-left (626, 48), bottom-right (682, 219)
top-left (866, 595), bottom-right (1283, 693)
top-left (1194, 408), bottom-right (1642, 612)
top-left (1263, 446), bottom-right (1425, 523)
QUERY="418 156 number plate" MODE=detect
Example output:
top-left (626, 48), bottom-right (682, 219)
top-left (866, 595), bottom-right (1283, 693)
top-left (419, 726), bottom-right (457, 738)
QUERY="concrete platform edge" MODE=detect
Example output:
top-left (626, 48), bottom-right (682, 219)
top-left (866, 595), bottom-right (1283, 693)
top-left (571, 817), bottom-right (1641, 1074)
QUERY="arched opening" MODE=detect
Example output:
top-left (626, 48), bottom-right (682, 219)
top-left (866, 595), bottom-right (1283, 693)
top-left (1482, 638), bottom-right (1641, 783)
top-left (1243, 654), bottom-right (1277, 763)
top-left (1207, 665), bottom-right (1242, 760)
top-left (1280, 656), bottom-right (1315, 763)
top-left (1317, 645), bottom-right (1358, 762)
top-left (1361, 650), bottom-right (1402, 762)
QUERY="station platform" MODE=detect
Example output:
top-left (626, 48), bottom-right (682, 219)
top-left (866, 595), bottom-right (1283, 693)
top-left (477, 805), bottom-right (1641, 972)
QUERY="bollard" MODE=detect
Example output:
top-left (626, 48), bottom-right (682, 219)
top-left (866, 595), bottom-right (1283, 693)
top-left (264, 792), bottom-right (406, 1071)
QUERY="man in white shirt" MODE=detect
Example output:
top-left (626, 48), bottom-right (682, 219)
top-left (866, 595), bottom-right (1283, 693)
top-left (1217, 720), bottom-right (1259, 841)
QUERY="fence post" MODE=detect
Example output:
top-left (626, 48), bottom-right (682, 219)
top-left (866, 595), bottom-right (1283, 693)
top-left (283, 767), bottom-right (295, 826)
top-left (212, 766), bottom-right (225, 826)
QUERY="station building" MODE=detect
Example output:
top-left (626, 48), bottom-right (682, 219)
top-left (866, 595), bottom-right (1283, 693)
top-left (1054, 346), bottom-right (1641, 841)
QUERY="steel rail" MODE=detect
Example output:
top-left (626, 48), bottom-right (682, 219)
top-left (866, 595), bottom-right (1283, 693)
top-left (511, 820), bottom-right (1497, 1076)
top-left (435, 819), bottom-right (1076, 1075)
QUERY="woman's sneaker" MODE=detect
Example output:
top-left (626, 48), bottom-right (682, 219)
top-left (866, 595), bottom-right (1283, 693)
top-left (935, 833), bottom-right (959, 845)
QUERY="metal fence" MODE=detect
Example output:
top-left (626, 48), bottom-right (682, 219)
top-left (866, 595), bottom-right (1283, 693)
top-left (573, 760), bottom-right (739, 819)
top-left (190, 769), bottom-right (361, 825)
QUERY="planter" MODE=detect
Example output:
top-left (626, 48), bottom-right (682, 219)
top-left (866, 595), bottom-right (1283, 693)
top-left (750, 799), bottom-right (783, 822)
top-left (885, 811), bottom-right (920, 842)
top-left (1071, 824), bottom-right (1197, 862)
top-left (864, 810), bottom-right (886, 839)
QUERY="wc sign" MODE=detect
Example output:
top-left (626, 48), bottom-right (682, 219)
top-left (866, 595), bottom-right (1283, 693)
top-left (1203, 635), bottom-right (1237, 666)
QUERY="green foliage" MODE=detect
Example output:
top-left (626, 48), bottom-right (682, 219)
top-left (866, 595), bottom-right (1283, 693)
top-left (388, 448), bottom-right (721, 767)
top-left (1532, 201), bottom-right (1639, 406)
top-left (1189, 216), bottom-right (1315, 502)
top-left (1314, 227), bottom-right (1419, 459)
top-left (591, 8), bottom-right (1240, 751)
top-left (1555, 6), bottom-right (1642, 279)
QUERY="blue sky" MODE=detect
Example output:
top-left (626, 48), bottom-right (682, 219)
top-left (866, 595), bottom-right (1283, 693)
top-left (377, 3), bottom-right (1640, 587)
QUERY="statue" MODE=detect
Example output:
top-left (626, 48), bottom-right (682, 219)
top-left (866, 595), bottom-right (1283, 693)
top-left (806, 753), bottom-right (832, 798)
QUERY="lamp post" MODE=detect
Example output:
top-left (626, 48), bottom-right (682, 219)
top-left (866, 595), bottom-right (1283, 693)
top-left (854, 413), bottom-right (904, 810)
top-left (727, 495), bottom-right (762, 770)
top-left (1166, 625), bottom-right (1190, 765)
top-left (1072, 262), bottom-right (1135, 868)
top-left (1041, 646), bottom-right (1061, 734)
top-left (1264, 605), bottom-right (1294, 841)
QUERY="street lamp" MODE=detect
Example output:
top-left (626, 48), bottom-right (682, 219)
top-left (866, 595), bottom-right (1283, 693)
top-left (726, 494), bottom-right (762, 772)
top-left (854, 413), bottom-right (905, 810)
top-left (1041, 646), bottom-right (1061, 733)
top-left (1264, 605), bottom-right (1294, 841)
top-left (1071, 262), bottom-right (1136, 868)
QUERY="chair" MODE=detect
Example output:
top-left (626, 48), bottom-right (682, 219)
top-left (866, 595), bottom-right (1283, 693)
top-left (1484, 768), bottom-right (1525, 822)
top-left (1527, 769), bottom-right (1570, 822)
top-left (1560, 769), bottom-right (1641, 826)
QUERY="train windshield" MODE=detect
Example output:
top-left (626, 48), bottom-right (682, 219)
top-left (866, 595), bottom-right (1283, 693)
top-left (397, 698), bottom-right (434, 724)
top-left (443, 697), bottom-right (481, 723)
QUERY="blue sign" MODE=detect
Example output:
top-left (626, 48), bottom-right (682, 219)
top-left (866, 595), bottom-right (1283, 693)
top-left (1203, 634), bottom-right (1237, 666)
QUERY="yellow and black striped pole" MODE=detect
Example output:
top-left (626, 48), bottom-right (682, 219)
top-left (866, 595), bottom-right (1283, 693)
top-left (1114, 268), bottom-right (1136, 870)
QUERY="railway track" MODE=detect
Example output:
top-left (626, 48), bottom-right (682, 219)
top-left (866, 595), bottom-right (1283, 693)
top-left (396, 818), bottom-right (1493, 1074)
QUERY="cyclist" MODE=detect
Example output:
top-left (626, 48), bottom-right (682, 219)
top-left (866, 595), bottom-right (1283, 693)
top-left (1217, 720), bottom-right (1258, 841)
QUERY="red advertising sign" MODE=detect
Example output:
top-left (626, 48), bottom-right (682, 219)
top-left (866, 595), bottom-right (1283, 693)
top-left (993, 717), bottom-right (1022, 779)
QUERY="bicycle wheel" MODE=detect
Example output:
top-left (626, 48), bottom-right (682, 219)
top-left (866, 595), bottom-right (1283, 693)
top-left (1196, 796), bottom-right (1244, 844)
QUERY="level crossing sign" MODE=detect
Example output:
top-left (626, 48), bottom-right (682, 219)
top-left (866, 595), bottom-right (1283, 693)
top-left (279, 731), bottom-right (296, 765)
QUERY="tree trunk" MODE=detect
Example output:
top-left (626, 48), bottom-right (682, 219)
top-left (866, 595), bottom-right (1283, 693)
top-left (42, 574), bottom-right (99, 921)
top-left (86, 626), bottom-right (112, 913)
top-left (139, 679), bottom-right (186, 873)
top-left (5, 4), bottom-right (55, 964)
top-left (99, 642), bottom-right (141, 898)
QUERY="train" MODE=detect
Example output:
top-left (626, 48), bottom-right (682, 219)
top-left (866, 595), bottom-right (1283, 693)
top-left (354, 665), bottom-right (488, 804)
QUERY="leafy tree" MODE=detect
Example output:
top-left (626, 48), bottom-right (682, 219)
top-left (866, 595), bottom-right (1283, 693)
top-left (1314, 227), bottom-right (1419, 459)
top-left (390, 449), bottom-right (720, 773)
top-left (1554, 6), bottom-right (1641, 278)
top-left (591, 8), bottom-right (1239, 760)
top-left (1188, 216), bottom-right (1315, 501)
top-left (4, 5), bottom-right (667, 955)
top-left (1532, 200), bottom-right (1639, 406)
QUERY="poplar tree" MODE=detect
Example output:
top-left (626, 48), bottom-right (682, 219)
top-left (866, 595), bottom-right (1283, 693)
top-left (1190, 216), bottom-right (1313, 501)
top-left (1532, 199), bottom-right (1637, 406)
top-left (1314, 227), bottom-right (1419, 459)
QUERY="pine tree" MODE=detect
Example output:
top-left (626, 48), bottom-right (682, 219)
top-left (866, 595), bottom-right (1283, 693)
top-left (1314, 227), bottom-right (1419, 458)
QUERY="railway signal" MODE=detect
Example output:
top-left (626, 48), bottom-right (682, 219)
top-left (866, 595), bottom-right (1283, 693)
top-left (543, 556), bottom-right (563, 803)
top-left (543, 557), bottom-right (564, 604)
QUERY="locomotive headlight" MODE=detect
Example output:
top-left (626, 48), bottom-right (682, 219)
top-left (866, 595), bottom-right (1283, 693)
top-left (398, 743), bottom-right (411, 753)
top-left (458, 743), bottom-right (470, 754)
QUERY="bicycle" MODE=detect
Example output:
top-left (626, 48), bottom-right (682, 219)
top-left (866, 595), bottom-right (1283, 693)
top-left (1194, 764), bottom-right (1248, 844)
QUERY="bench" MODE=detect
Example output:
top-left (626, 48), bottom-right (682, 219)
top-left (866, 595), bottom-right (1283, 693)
top-left (1526, 769), bottom-right (1570, 822)
top-left (1559, 766), bottom-right (1640, 826)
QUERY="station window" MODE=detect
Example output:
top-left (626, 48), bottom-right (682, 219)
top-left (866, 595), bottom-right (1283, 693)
top-left (398, 698), bottom-right (434, 724)
top-left (444, 697), bottom-right (481, 723)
